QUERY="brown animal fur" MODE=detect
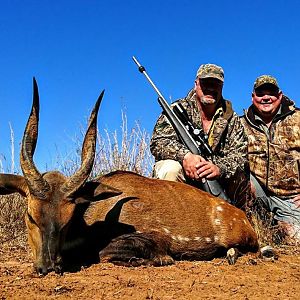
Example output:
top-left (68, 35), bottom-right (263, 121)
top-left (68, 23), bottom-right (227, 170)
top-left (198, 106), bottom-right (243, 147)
top-left (91, 171), bottom-right (258, 265)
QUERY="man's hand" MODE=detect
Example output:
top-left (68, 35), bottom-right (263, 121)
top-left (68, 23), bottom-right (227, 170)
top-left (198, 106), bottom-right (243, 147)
top-left (182, 152), bottom-right (202, 180)
top-left (195, 160), bottom-right (221, 179)
top-left (183, 152), bottom-right (220, 180)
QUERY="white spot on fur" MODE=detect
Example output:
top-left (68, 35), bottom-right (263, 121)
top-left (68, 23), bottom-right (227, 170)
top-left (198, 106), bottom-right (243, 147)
top-left (216, 206), bottom-right (223, 212)
top-left (172, 235), bottom-right (191, 242)
top-left (163, 227), bottom-right (170, 234)
top-left (194, 236), bottom-right (202, 241)
top-left (205, 237), bottom-right (212, 243)
top-left (215, 219), bottom-right (221, 225)
top-left (214, 235), bottom-right (220, 242)
top-left (178, 235), bottom-right (190, 242)
top-left (243, 219), bottom-right (247, 224)
top-left (177, 235), bottom-right (184, 241)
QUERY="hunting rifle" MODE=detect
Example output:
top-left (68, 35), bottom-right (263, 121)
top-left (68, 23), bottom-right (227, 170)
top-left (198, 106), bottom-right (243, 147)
top-left (132, 56), bottom-right (230, 202)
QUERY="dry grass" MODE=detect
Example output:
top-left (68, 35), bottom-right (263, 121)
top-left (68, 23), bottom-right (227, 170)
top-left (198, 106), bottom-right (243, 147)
top-left (247, 199), bottom-right (300, 256)
top-left (248, 205), bottom-right (286, 247)
top-left (55, 112), bottom-right (153, 178)
top-left (0, 123), bottom-right (26, 252)
top-left (0, 122), bottom-right (19, 174)
top-left (92, 112), bottom-right (153, 177)
top-left (0, 194), bottom-right (27, 251)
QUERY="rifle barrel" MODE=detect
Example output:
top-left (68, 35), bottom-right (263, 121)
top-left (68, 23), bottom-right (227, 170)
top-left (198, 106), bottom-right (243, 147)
top-left (132, 56), bottom-right (165, 99)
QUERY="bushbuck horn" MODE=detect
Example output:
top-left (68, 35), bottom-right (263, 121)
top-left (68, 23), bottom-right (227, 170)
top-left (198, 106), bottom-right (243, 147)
top-left (20, 77), bottom-right (50, 199)
top-left (60, 90), bottom-right (104, 196)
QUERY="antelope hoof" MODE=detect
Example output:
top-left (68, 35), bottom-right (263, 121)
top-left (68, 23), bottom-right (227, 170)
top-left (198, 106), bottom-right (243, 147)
top-left (152, 255), bottom-right (174, 266)
top-left (260, 246), bottom-right (278, 261)
top-left (226, 248), bottom-right (240, 265)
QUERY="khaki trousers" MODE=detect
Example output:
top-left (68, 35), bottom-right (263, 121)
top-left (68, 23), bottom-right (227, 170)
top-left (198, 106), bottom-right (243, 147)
top-left (153, 160), bottom-right (186, 182)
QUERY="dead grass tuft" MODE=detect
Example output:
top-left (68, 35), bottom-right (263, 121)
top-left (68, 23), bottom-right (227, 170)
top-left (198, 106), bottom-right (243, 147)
top-left (92, 113), bottom-right (153, 177)
top-left (56, 111), bottom-right (154, 178)
top-left (246, 199), bottom-right (300, 254)
top-left (0, 194), bottom-right (27, 251)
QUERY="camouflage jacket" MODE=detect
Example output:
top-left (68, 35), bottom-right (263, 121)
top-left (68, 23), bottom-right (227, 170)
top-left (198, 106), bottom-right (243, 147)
top-left (241, 96), bottom-right (300, 197)
top-left (150, 89), bottom-right (249, 179)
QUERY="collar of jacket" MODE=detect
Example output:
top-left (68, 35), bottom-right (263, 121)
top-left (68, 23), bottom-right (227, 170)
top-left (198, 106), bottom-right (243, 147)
top-left (186, 89), bottom-right (234, 121)
top-left (244, 95), bottom-right (297, 126)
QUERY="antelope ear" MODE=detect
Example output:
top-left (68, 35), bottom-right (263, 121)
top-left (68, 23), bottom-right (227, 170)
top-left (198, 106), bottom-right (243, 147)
top-left (72, 181), bottom-right (122, 204)
top-left (0, 174), bottom-right (28, 197)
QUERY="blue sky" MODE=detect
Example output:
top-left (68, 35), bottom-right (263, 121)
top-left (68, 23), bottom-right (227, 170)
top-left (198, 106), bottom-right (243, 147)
top-left (0, 0), bottom-right (299, 171)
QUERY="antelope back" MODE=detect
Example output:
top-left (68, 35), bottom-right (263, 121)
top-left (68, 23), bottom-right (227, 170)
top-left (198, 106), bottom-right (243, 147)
top-left (85, 171), bottom-right (258, 253)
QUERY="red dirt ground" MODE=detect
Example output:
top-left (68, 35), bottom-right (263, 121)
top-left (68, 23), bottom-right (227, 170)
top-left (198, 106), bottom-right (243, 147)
top-left (1, 247), bottom-right (299, 300)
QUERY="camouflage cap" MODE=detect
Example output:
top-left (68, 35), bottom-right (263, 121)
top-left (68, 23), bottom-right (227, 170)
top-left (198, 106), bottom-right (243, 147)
top-left (253, 75), bottom-right (279, 90)
top-left (196, 64), bottom-right (224, 82)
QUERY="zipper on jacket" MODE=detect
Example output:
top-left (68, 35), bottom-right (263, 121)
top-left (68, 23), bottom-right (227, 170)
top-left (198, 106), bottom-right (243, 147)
top-left (266, 133), bottom-right (270, 191)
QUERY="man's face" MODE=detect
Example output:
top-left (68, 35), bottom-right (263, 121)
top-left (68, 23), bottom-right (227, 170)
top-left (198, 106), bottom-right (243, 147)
top-left (252, 84), bottom-right (282, 120)
top-left (195, 78), bottom-right (223, 105)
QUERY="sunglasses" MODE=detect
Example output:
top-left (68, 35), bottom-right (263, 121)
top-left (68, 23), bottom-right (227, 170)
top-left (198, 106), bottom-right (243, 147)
top-left (254, 90), bottom-right (279, 97)
top-left (199, 78), bottom-right (223, 88)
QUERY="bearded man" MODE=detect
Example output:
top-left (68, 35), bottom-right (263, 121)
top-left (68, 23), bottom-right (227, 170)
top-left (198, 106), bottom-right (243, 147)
top-left (150, 64), bottom-right (250, 208)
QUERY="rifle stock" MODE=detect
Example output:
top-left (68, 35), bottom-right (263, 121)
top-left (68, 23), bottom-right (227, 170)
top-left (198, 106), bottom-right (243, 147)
top-left (133, 56), bottom-right (230, 202)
